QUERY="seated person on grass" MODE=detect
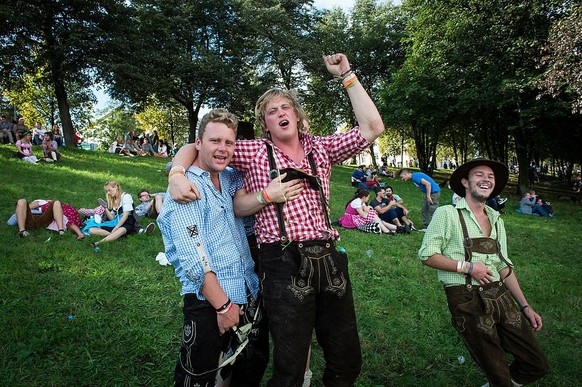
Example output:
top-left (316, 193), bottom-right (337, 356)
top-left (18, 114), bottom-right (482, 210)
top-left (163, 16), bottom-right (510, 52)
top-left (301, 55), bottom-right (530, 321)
top-left (370, 186), bottom-right (413, 233)
top-left (41, 132), bottom-right (61, 162)
top-left (338, 188), bottom-right (397, 234)
top-left (13, 198), bottom-right (84, 239)
top-left (83, 181), bottom-right (155, 251)
top-left (519, 191), bottom-right (552, 217)
top-left (351, 165), bottom-right (368, 189)
top-left (365, 171), bottom-right (382, 188)
top-left (135, 189), bottom-right (165, 219)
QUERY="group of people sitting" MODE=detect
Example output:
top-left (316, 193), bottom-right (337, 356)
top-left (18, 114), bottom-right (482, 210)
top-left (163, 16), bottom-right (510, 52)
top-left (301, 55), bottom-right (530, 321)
top-left (9, 181), bottom-right (163, 250)
top-left (519, 189), bottom-right (554, 217)
top-left (15, 130), bottom-right (62, 163)
top-left (108, 130), bottom-right (171, 158)
top-left (339, 185), bottom-right (415, 235)
top-left (350, 163), bottom-right (396, 190)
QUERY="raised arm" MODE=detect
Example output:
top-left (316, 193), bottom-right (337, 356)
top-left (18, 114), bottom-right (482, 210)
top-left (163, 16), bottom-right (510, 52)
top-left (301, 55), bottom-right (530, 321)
top-left (323, 53), bottom-right (384, 143)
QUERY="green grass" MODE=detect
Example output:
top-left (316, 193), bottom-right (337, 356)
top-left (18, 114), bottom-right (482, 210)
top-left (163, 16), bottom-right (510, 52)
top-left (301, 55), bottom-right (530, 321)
top-left (1, 144), bottom-right (581, 386)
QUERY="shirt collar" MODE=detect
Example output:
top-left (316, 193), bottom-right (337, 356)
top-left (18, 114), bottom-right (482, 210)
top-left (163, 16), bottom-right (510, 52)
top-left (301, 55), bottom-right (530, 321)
top-left (456, 197), bottom-right (500, 225)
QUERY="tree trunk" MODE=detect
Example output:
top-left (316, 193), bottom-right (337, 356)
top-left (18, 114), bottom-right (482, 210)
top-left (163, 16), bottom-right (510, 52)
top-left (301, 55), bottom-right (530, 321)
top-left (513, 127), bottom-right (530, 196)
top-left (184, 99), bottom-right (204, 143)
top-left (53, 77), bottom-right (75, 147)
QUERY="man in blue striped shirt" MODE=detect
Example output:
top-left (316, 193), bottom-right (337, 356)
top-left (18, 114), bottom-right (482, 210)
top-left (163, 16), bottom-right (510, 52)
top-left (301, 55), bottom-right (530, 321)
top-left (158, 109), bottom-right (266, 386)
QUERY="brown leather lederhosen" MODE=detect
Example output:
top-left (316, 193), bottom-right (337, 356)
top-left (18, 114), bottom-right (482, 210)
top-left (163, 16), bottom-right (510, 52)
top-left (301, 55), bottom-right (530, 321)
top-left (456, 208), bottom-right (512, 287)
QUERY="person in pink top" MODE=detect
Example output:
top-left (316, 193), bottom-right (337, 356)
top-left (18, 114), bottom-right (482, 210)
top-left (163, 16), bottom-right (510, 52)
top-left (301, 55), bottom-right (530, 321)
top-left (168, 53), bottom-right (385, 386)
top-left (338, 188), bottom-right (397, 234)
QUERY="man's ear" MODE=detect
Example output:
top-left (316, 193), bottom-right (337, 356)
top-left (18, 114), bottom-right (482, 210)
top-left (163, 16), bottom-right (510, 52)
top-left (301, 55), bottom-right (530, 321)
top-left (461, 178), bottom-right (469, 189)
top-left (194, 138), bottom-right (201, 151)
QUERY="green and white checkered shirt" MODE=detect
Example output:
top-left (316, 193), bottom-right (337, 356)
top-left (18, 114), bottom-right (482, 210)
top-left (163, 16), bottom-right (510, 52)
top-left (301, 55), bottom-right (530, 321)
top-left (418, 198), bottom-right (511, 287)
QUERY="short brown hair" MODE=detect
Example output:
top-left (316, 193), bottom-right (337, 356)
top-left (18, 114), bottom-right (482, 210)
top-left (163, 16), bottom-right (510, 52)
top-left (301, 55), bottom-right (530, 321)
top-left (197, 109), bottom-right (238, 140)
top-left (254, 88), bottom-right (308, 138)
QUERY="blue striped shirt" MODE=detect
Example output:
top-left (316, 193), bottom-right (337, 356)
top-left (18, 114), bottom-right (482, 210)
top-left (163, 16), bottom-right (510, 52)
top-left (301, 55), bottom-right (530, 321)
top-left (158, 166), bottom-right (259, 302)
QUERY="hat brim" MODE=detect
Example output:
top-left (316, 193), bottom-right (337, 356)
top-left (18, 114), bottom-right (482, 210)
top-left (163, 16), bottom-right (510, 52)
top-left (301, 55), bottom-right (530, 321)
top-left (450, 159), bottom-right (509, 199)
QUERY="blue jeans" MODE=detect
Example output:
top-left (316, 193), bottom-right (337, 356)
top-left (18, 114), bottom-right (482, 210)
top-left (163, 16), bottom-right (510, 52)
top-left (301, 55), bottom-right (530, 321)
top-left (379, 207), bottom-right (404, 223)
top-left (532, 205), bottom-right (549, 217)
top-left (260, 241), bottom-right (361, 387)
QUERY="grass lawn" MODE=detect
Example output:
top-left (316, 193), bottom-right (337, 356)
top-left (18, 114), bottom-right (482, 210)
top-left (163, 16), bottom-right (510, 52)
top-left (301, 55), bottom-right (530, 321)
top-left (1, 144), bottom-right (581, 386)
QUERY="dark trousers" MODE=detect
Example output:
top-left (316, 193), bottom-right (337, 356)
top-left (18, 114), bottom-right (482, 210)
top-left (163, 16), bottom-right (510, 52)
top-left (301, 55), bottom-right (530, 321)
top-left (260, 241), bottom-right (361, 387)
top-left (445, 282), bottom-right (548, 387)
top-left (378, 207), bottom-right (404, 223)
top-left (174, 294), bottom-right (268, 387)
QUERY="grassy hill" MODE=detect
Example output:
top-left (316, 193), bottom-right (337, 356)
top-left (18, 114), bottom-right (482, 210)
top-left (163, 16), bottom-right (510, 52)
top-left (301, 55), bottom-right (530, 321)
top-left (1, 144), bottom-right (581, 386)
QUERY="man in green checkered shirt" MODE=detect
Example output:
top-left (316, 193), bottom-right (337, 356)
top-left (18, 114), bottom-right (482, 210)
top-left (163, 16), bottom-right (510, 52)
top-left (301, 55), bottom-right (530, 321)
top-left (418, 159), bottom-right (548, 387)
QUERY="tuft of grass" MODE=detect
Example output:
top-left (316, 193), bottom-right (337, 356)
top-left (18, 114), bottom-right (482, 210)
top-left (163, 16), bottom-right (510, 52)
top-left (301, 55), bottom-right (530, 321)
top-left (1, 145), bottom-right (581, 386)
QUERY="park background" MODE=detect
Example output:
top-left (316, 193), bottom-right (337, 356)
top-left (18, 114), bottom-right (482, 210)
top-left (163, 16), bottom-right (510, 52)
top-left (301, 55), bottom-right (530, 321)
top-left (0, 147), bottom-right (581, 385)
top-left (1, 0), bottom-right (581, 385)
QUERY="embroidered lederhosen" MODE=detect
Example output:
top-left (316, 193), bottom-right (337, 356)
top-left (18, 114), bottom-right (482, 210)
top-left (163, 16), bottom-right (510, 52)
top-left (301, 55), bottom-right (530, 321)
top-left (449, 209), bottom-right (522, 337)
top-left (457, 209), bottom-right (512, 287)
top-left (264, 143), bottom-right (346, 298)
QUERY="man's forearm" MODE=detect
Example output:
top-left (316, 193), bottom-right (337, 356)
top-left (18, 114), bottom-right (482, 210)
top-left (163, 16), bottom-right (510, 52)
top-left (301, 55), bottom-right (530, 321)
top-left (172, 143), bottom-right (198, 169)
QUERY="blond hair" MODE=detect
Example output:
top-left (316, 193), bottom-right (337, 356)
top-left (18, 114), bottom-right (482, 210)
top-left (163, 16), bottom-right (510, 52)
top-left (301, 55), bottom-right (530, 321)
top-left (197, 109), bottom-right (238, 140)
top-left (254, 88), bottom-right (309, 138)
top-left (104, 181), bottom-right (123, 209)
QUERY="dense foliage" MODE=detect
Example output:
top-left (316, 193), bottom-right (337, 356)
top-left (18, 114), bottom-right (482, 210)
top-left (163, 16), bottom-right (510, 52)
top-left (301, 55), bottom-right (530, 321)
top-left (1, 0), bottom-right (580, 181)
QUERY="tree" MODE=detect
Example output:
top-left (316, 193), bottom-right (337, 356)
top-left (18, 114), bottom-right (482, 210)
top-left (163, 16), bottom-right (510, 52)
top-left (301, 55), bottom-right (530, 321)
top-left (381, 0), bottom-right (578, 192)
top-left (134, 97), bottom-right (190, 148)
top-left (3, 70), bottom-right (95, 132)
top-left (303, 0), bottom-right (407, 166)
top-left (89, 106), bottom-right (137, 149)
top-left (0, 0), bottom-right (128, 147)
top-left (538, 4), bottom-right (582, 114)
top-left (101, 0), bottom-right (256, 142)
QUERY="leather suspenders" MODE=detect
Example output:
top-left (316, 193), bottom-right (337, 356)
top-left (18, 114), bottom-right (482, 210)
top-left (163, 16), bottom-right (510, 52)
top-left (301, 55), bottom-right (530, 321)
top-left (265, 142), bottom-right (333, 243)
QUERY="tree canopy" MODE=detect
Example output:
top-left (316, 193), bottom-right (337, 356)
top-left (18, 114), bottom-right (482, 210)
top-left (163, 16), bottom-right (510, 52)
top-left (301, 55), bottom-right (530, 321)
top-left (1, 0), bottom-right (580, 181)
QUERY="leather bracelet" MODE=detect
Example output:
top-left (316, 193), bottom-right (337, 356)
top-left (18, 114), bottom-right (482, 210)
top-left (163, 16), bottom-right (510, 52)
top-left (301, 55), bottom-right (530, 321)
top-left (520, 304), bottom-right (530, 313)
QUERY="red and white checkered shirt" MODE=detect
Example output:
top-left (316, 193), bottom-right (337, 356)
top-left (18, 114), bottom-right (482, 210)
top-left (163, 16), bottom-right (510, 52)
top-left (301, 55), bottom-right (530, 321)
top-left (230, 127), bottom-right (371, 244)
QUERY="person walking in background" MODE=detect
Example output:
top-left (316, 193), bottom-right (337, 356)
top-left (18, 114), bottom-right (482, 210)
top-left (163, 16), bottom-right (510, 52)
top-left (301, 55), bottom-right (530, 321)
top-left (418, 159), bottom-right (548, 387)
top-left (168, 53), bottom-right (384, 386)
top-left (398, 168), bottom-right (441, 229)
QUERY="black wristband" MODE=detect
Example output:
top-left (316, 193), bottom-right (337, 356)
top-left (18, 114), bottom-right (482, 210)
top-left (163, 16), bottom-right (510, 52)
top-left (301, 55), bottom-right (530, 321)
top-left (215, 299), bottom-right (231, 312)
top-left (520, 304), bottom-right (530, 313)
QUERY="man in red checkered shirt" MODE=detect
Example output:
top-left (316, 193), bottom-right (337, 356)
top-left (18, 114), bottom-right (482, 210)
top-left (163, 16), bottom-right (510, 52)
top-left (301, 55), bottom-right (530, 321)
top-left (169, 53), bottom-right (384, 387)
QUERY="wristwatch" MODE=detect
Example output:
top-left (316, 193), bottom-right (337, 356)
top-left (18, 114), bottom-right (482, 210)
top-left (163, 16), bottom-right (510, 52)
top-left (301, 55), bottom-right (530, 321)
top-left (256, 192), bottom-right (266, 205)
